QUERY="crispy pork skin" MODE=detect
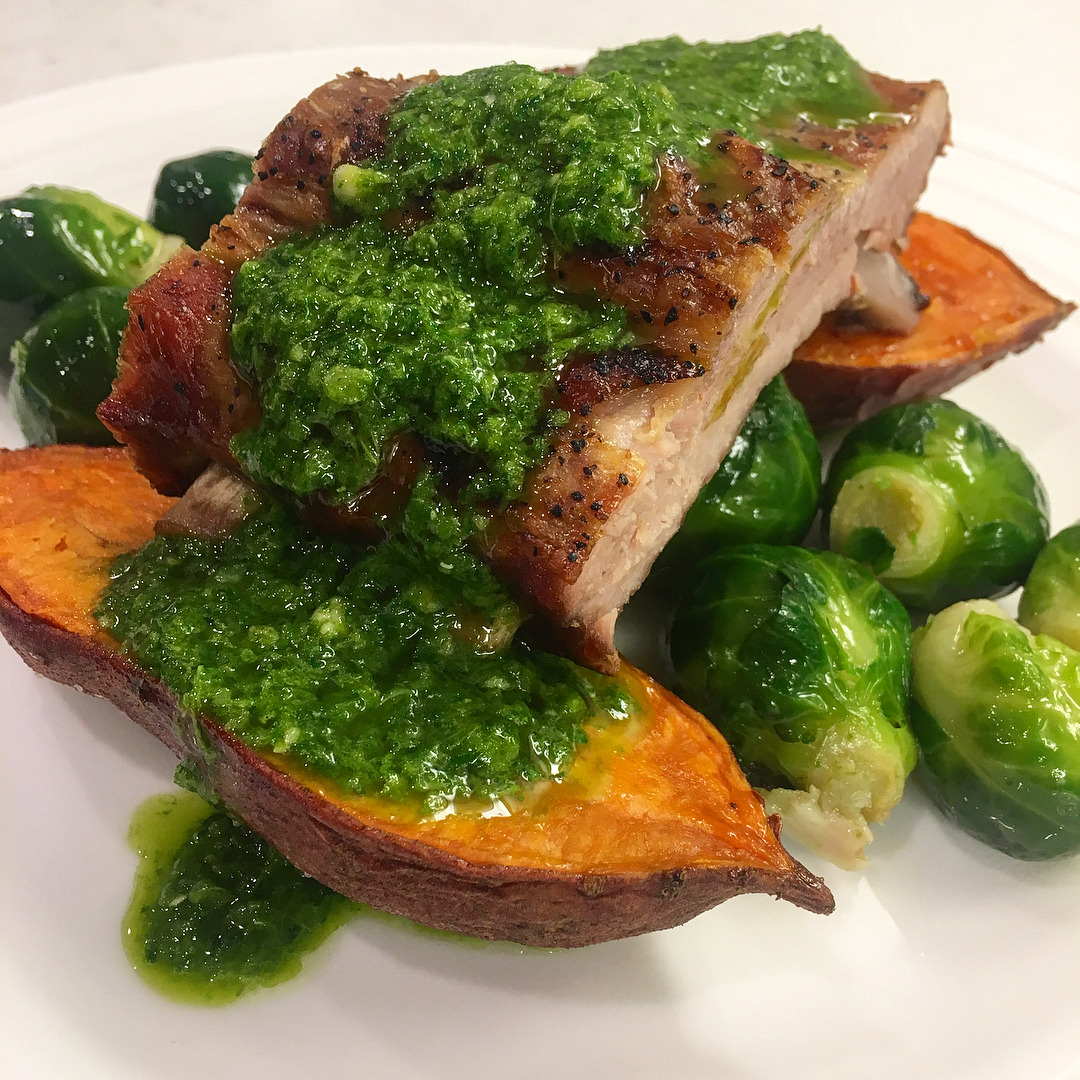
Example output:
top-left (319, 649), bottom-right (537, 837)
top-left (99, 65), bottom-right (950, 670)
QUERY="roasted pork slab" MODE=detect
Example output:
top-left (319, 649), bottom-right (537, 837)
top-left (99, 64), bottom-right (949, 671)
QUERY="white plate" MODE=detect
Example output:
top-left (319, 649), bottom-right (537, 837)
top-left (2, 47), bottom-right (1079, 1080)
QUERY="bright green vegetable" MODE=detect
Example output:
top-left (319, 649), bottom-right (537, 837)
top-left (1019, 522), bottom-right (1080, 651)
top-left (823, 400), bottom-right (1048, 610)
top-left (670, 544), bottom-right (916, 867)
top-left (911, 599), bottom-right (1080, 860)
top-left (0, 299), bottom-right (37, 367)
top-left (0, 185), bottom-right (181, 309)
top-left (663, 377), bottom-right (821, 568)
top-left (10, 285), bottom-right (127, 445)
top-left (149, 150), bottom-right (252, 249)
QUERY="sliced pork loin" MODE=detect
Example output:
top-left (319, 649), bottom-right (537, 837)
top-left (487, 75), bottom-right (950, 669)
top-left (100, 66), bottom-right (949, 673)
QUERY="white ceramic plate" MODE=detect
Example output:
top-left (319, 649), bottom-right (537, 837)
top-left (2, 47), bottom-right (1079, 1080)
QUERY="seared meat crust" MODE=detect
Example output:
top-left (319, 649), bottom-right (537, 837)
top-left (99, 70), bottom-right (430, 493)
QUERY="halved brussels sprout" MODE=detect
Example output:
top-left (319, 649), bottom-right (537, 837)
top-left (670, 544), bottom-right (915, 868)
top-left (149, 150), bottom-right (252, 249)
top-left (911, 599), bottom-right (1080, 860)
top-left (663, 377), bottom-right (821, 569)
top-left (823, 400), bottom-right (1048, 610)
top-left (0, 186), bottom-right (182, 310)
top-left (10, 286), bottom-right (128, 445)
top-left (1018, 523), bottom-right (1080, 651)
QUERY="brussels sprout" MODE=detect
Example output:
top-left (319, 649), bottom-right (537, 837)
top-left (1019, 523), bottom-right (1080, 651)
top-left (10, 286), bottom-right (127, 445)
top-left (665, 377), bottom-right (821, 569)
top-left (0, 186), bottom-right (182, 309)
top-left (670, 544), bottom-right (916, 867)
top-left (0, 298), bottom-right (37, 368)
top-left (823, 400), bottom-right (1048, 610)
top-left (911, 599), bottom-right (1080, 860)
top-left (149, 150), bottom-right (252, 249)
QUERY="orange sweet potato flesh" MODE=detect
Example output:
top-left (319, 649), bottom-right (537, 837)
top-left (0, 445), bottom-right (832, 945)
top-left (785, 212), bottom-right (1075, 429)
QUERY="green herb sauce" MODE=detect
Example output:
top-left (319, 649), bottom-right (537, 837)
top-left (124, 792), bottom-right (357, 1005)
top-left (586, 32), bottom-right (887, 156)
top-left (230, 63), bottom-right (672, 506)
top-left (105, 32), bottom-right (877, 819)
top-left (230, 34), bottom-right (882, 507)
top-left (230, 217), bottom-right (630, 505)
top-left (99, 482), bottom-right (632, 812)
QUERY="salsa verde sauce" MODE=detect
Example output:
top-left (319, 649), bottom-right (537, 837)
top-left (230, 32), bottom-right (884, 508)
top-left (99, 482), bottom-right (632, 812)
top-left (586, 32), bottom-right (887, 155)
top-left (124, 791), bottom-right (358, 1005)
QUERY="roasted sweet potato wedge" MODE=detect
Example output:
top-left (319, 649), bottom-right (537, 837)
top-left (785, 213), bottom-right (1075, 429)
top-left (0, 445), bottom-right (832, 946)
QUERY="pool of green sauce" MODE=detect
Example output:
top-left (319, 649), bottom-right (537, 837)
top-left (125, 791), bottom-right (359, 1005)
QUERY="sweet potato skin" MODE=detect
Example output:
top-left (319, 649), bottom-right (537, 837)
top-left (0, 587), bottom-right (831, 945)
top-left (0, 446), bottom-right (832, 946)
top-left (786, 213), bottom-right (1076, 429)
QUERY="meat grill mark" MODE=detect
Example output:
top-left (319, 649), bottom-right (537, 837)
top-left (557, 138), bottom-right (820, 360)
top-left (556, 346), bottom-right (705, 418)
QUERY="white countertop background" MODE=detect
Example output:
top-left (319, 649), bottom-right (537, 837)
top-left (4, 0), bottom-right (1078, 170)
